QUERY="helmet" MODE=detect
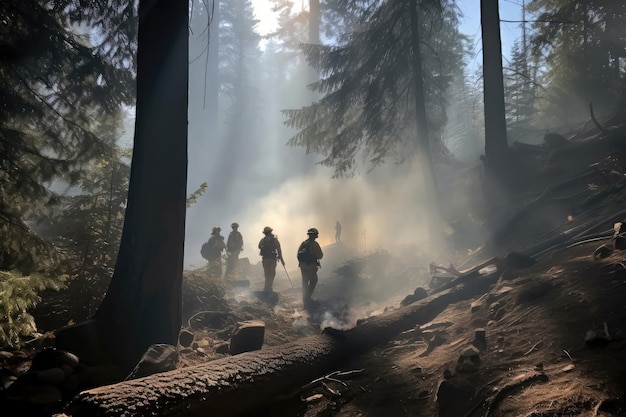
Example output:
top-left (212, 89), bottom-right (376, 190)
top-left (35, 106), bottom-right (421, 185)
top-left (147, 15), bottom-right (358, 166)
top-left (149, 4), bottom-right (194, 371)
top-left (263, 226), bottom-right (273, 234)
top-left (212, 226), bottom-right (221, 234)
top-left (231, 222), bottom-right (239, 228)
top-left (307, 227), bottom-right (319, 236)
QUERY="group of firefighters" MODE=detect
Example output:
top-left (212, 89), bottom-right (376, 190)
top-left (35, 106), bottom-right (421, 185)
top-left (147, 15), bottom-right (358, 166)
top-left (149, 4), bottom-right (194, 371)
top-left (201, 223), bottom-right (323, 306)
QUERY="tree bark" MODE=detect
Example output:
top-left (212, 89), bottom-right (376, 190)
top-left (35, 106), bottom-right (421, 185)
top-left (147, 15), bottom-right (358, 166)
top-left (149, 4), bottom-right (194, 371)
top-left (481, 0), bottom-right (509, 170)
top-left (408, 0), bottom-right (441, 236)
top-left (66, 271), bottom-right (501, 417)
top-left (94, 0), bottom-right (189, 372)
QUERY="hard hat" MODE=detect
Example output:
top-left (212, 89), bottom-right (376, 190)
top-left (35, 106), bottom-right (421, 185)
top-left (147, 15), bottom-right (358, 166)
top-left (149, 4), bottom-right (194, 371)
top-left (263, 226), bottom-right (273, 234)
top-left (307, 227), bottom-right (319, 235)
top-left (231, 222), bottom-right (239, 228)
top-left (212, 226), bottom-right (221, 234)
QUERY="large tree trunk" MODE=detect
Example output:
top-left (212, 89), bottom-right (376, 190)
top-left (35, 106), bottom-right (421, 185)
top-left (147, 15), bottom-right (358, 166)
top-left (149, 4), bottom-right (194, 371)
top-left (481, 0), bottom-right (509, 170)
top-left (94, 0), bottom-right (189, 372)
top-left (66, 269), bottom-right (501, 417)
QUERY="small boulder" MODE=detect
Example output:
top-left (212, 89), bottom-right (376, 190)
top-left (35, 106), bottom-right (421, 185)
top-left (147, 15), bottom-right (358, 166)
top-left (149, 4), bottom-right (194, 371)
top-left (229, 320), bottom-right (265, 355)
top-left (126, 344), bottom-right (179, 380)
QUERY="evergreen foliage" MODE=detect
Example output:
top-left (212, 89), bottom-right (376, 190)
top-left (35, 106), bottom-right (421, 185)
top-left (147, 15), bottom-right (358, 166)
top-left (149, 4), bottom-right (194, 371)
top-left (1, 1), bottom-right (136, 344)
top-left (0, 270), bottom-right (68, 347)
top-left (1, 0), bottom-right (136, 272)
top-left (283, 0), bottom-right (465, 177)
top-left (504, 40), bottom-right (538, 142)
top-left (528, 0), bottom-right (626, 122)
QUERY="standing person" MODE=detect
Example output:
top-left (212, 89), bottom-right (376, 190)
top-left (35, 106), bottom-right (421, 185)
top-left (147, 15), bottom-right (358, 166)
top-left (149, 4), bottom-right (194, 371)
top-left (202, 226), bottom-right (226, 278)
top-left (225, 222), bottom-right (244, 280)
top-left (335, 220), bottom-right (342, 243)
top-left (258, 226), bottom-right (284, 292)
top-left (297, 228), bottom-right (324, 307)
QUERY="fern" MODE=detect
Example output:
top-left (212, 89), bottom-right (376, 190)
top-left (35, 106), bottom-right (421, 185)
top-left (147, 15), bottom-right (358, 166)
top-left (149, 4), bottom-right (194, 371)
top-left (0, 270), bottom-right (68, 347)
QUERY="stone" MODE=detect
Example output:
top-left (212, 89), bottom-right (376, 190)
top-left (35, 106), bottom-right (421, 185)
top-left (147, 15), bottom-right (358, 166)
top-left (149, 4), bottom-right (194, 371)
top-left (0, 350), bottom-right (13, 360)
top-left (400, 287), bottom-right (428, 306)
top-left (470, 300), bottom-right (483, 313)
top-left (126, 344), bottom-right (179, 380)
top-left (473, 328), bottom-right (487, 351)
top-left (179, 329), bottom-right (195, 347)
top-left (215, 342), bottom-right (230, 354)
top-left (436, 378), bottom-right (476, 417)
top-left (229, 320), bottom-right (265, 355)
top-left (461, 345), bottom-right (480, 358)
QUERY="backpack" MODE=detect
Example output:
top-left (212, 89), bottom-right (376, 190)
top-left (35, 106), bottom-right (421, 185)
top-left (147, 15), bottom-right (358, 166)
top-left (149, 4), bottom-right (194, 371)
top-left (259, 236), bottom-right (277, 258)
top-left (297, 240), bottom-right (316, 264)
top-left (200, 241), bottom-right (211, 260)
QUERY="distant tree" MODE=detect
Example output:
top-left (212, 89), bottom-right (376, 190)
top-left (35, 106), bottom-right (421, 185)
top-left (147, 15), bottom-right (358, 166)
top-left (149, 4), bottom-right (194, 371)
top-left (283, 0), bottom-right (464, 177)
top-left (94, 0), bottom-right (189, 371)
top-left (480, 0), bottom-right (509, 171)
top-left (504, 40), bottom-right (537, 142)
top-left (528, 0), bottom-right (626, 122)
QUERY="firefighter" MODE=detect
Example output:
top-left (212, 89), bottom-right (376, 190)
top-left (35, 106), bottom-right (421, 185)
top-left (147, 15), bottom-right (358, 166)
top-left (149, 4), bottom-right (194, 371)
top-left (225, 222), bottom-right (243, 279)
top-left (297, 227), bottom-right (324, 306)
top-left (258, 226), bottom-right (284, 292)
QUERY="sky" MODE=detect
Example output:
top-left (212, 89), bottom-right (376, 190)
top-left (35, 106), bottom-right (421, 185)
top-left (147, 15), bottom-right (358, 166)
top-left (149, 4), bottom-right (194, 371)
top-left (182, 1), bottom-right (528, 272)
top-left (251, 0), bottom-right (525, 68)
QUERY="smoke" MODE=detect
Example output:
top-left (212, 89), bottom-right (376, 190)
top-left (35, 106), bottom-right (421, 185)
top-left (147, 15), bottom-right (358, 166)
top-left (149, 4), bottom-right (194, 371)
top-left (186, 161), bottom-right (444, 270)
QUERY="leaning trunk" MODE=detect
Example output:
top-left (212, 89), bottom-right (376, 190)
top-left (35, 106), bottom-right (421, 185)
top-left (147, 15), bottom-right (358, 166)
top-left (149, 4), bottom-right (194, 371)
top-left (95, 0), bottom-right (189, 372)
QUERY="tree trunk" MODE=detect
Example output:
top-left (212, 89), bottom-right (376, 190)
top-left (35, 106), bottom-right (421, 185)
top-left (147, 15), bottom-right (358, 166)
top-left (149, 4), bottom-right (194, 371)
top-left (408, 0), bottom-right (441, 237)
top-left (66, 270), bottom-right (501, 417)
top-left (308, 0), bottom-right (321, 45)
top-left (481, 0), bottom-right (508, 170)
top-left (94, 0), bottom-right (189, 372)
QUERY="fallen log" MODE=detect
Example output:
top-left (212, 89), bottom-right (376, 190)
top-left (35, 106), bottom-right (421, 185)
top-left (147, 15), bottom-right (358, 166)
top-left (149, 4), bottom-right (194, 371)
top-left (65, 269), bottom-right (501, 417)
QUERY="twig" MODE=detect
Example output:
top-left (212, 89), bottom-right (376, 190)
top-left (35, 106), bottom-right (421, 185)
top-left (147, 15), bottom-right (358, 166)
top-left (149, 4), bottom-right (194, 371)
top-left (563, 349), bottom-right (574, 362)
top-left (484, 373), bottom-right (549, 417)
top-left (523, 340), bottom-right (543, 356)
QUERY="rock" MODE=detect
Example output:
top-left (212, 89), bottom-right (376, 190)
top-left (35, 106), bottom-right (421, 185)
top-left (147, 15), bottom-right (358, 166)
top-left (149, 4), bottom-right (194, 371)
top-left (229, 320), bottom-right (265, 355)
top-left (473, 328), bottom-right (487, 351)
top-left (436, 378), bottom-right (476, 417)
top-left (54, 350), bottom-right (79, 370)
top-left (456, 357), bottom-right (478, 373)
top-left (126, 344), bottom-right (179, 380)
top-left (461, 345), bottom-right (480, 358)
top-left (215, 342), bottom-right (230, 354)
top-left (470, 300), bottom-right (483, 313)
top-left (400, 287), bottom-right (428, 306)
top-left (593, 244), bottom-right (612, 259)
top-left (179, 329), bottom-right (195, 347)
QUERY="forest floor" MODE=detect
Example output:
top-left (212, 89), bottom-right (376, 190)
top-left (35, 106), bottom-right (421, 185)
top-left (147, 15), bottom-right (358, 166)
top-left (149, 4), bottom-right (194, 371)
top-left (3, 238), bottom-right (626, 417)
top-left (3, 116), bottom-right (626, 416)
top-left (172, 240), bottom-right (626, 417)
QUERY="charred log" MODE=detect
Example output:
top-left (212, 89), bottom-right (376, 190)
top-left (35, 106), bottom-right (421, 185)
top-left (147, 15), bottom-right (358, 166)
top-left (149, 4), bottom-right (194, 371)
top-left (65, 269), bottom-right (502, 417)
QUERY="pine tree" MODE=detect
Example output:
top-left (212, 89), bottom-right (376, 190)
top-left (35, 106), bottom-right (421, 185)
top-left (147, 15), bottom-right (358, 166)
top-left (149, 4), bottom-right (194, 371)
top-left (0, 1), bottom-right (136, 273)
top-left (283, 0), bottom-right (464, 177)
top-left (528, 0), bottom-right (626, 122)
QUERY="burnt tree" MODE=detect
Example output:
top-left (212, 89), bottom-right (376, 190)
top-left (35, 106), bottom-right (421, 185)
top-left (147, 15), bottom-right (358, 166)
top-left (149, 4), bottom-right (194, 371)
top-left (481, 0), bottom-right (508, 171)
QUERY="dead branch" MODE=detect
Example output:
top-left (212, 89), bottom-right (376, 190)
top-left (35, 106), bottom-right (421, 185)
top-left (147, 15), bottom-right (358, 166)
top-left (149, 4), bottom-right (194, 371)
top-left (484, 372), bottom-right (549, 417)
